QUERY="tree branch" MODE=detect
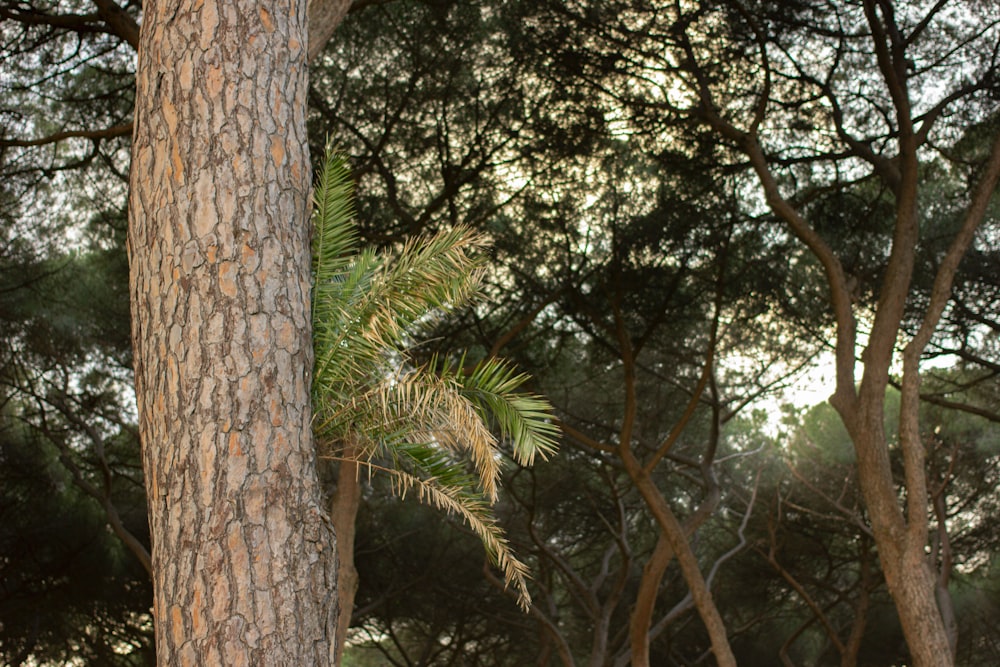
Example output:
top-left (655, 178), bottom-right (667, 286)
top-left (0, 122), bottom-right (133, 148)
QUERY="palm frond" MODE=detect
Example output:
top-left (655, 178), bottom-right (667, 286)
top-left (386, 441), bottom-right (532, 610)
top-left (316, 367), bottom-right (501, 499)
top-left (310, 156), bottom-right (490, 395)
top-left (347, 226), bottom-right (489, 353)
top-left (311, 147), bottom-right (358, 324)
top-left (313, 248), bottom-right (391, 393)
top-left (444, 356), bottom-right (560, 466)
top-left (309, 145), bottom-right (559, 616)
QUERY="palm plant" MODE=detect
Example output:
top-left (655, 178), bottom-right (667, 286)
top-left (309, 147), bottom-right (558, 659)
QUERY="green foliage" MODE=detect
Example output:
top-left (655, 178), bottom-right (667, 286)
top-left (309, 146), bottom-right (558, 608)
top-left (0, 179), bottom-right (149, 665)
top-left (0, 403), bottom-right (153, 666)
top-left (4, 0), bottom-right (1000, 662)
top-left (344, 491), bottom-right (541, 666)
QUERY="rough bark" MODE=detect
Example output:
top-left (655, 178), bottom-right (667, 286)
top-left (827, 107), bottom-right (1000, 667)
top-left (127, 1), bottom-right (338, 664)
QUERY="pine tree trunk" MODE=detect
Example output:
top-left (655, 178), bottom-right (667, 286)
top-left (621, 450), bottom-right (737, 667)
top-left (127, 1), bottom-right (338, 663)
top-left (835, 397), bottom-right (954, 667)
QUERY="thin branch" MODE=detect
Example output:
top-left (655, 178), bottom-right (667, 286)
top-left (0, 122), bottom-right (132, 148)
top-left (92, 0), bottom-right (139, 49)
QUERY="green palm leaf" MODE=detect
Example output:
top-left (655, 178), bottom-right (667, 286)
top-left (310, 146), bottom-right (558, 611)
top-left (311, 147), bottom-right (358, 323)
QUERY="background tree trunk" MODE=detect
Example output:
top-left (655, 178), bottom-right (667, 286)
top-left (127, 1), bottom-right (338, 663)
top-left (330, 441), bottom-right (362, 666)
top-left (836, 411), bottom-right (954, 667)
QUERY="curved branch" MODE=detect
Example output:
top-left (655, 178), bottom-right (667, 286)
top-left (0, 122), bottom-right (133, 148)
top-left (93, 0), bottom-right (139, 49)
top-left (309, 0), bottom-right (394, 63)
top-left (898, 127), bottom-right (1000, 549)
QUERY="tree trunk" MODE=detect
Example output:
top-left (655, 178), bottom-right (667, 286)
top-left (620, 450), bottom-right (737, 667)
top-left (628, 534), bottom-right (672, 667)
top-left (840, 539), bottom-right (872, 667)
top-left (835, 399), bottom-right (954, 667)
top-left (127, 1), bottom-right (338, 663)
top-left (329, 441), bottom-right (363, 665)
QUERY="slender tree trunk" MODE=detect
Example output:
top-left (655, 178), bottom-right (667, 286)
top-left (840, 539), bottom-right (872, 667)
top-left (330, 441), bottom-right (363, 665)
top-left (836, 400), bottom-right (954, 667)
top-left (628, 534), bottom-right (672, 667)
top-left (128, 1), bottom-right (338, 663)
top-left (620, 450), bottom-right (736, 667)
top-left (628, 483), bottom-right (719, 667)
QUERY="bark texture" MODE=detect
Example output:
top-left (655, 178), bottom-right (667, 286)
top-left (128, 1), bottom-right (338, 664)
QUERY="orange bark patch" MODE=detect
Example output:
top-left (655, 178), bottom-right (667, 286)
top-left (228, 431), bottom-right (242, 456)
top-left (206, 245), bottom-right (218, 263)
top-left (270, 136), bottom-right (285, 167)
top-left (276, 319), bottom-right (296, 350)
top-left (199, 431), bottom-right (216, 504)
top-left (171, 144), bottom-right (184, 183)
top-left (218, 261), bottom-right (238, 297)
top-left (206, 67), bottom-right (223, 98)
top-left (272, 430), bottom-right (288, 454)
top-left (240, 243), bottom-right (256, 265)
top-left (162, 98), bottom-right (178, 133)
top-left (190, 588), bottom-right (204, 636)
top-left (227, 528), bottom-right (250, 589)
top-left (272, 83), bottom-right (283, 118)
top-left (239, 377), bottom-right (257, 421)
top-left (178, 61), bottom-right (193, 91)
top-left (198, 0), bottom-right (219, 51)
top-left (259, 7), bottom-right (274, 32)
top-left (192, 173), bottom-right (216, 238)
top-left (165, 356), bottom-right (178, 403)
top-left (170, 605), bottom-right (185, 646)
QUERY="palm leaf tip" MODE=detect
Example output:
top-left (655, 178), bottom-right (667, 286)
top-left (384, 459), bottom-right (532, 609)
top-left (458, 357), bottom-right (561, 466)
top-left (311, 147), bottom-right (358, 306)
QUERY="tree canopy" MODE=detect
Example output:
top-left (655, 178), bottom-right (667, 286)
top-left (2, 0), bottom-right (1000, 665)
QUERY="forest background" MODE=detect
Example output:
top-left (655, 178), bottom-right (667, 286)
top-left (2, 0), bottom-right (1000, 665)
